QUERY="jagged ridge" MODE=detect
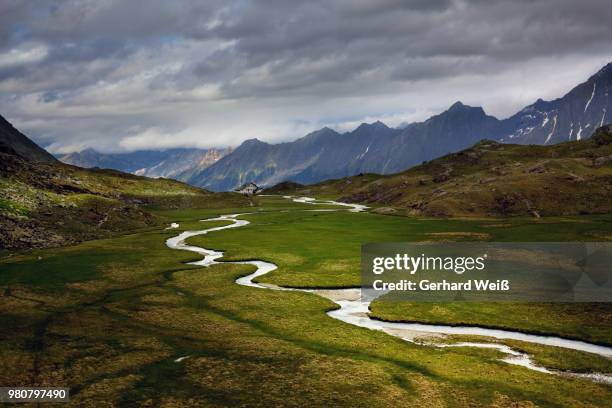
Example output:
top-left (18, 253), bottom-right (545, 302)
top-left (190, 62), bottom-right (612, 191)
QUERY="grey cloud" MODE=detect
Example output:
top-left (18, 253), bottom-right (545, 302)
top-left (0, 0), bottom-right (610, 152)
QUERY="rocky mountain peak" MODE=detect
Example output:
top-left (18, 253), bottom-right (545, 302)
top-left (440, 102), bottom-right (487, 119)
top-left (355, 120), bottom-right (389, 132)
top-left (241, 138), bottom-right (267, 147)
top-left (312, 126), bottom-right (339, 136)
top-left (445, 101), bottom-right (486, 116)
top-left (448, 101), bottom-right (467, 111)
top-left (370, 120), bottom-right (389, 129)
top-left (591, 61), bottom-right (612, 80)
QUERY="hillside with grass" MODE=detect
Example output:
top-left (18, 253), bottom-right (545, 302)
top-left (0, 116), bottom-right (247, 250)
top-left (277, 125), bottom-right (612, 218)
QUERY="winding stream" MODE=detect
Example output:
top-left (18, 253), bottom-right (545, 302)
top-left (166, 198), bottom-right (612, 383)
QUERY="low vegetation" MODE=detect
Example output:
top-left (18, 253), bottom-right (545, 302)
top-left (1, 198), bottom-right (611, 406)
top-left (369, 301), bottom-right (612, 346)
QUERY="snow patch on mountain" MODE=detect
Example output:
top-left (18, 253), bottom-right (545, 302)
top-left (584, 83), bottom-right (596, 112)
top-left (356, 144), bottom-right (371, 160)
top-left (544, 115), bottom-right (557, 144)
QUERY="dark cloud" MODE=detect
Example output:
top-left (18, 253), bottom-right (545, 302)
top-left (0, 0), bottom-right (610, 152)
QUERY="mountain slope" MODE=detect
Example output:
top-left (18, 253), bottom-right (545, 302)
top-left (279, 125), bottom-right (612, 218)
top-left (141, 147), bottom-right (231, 179)
top-left (59, 149), bottom-right (169, 173)
top-left (0, 115), bottom-right (56, 163)
top-left (189, 103), bottom-right (509, 191)
top-left (366, 102), bottom-right (501, 174)
top-left (500, 62), bottom-right (612, 144)
top-left (0, 117), bottom-right (246, 250)
top-left (188, 127), bottom-right (359, 191)
top-left (59, 147), bottom-right (231, 180)
top-left (189, 62), bottom-right (612, 191)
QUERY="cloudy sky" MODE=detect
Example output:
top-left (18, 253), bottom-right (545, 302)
top-left (1, 0), bottom-right (611, 153)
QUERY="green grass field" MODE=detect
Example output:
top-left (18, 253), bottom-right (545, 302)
top-left (1, 195), bottom-right (611, 406)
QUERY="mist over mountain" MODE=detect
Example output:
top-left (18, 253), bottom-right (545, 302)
top-left (187, 62), bottom-right (611, 191)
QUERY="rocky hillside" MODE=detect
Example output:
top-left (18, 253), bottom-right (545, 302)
top-left (189, 62), bottom-right (611, 191)
top-left (0, 118), bottom-right (245, 250)
top-left (281, 125), bottom-right (612, 218)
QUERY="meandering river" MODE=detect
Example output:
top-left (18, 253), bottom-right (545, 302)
top-left (166, 197), bottom-right (612, 383)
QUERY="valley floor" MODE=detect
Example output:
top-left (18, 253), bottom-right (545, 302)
top-left (1, 195), bottom-right (611, 407)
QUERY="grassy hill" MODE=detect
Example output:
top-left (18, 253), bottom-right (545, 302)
top-left (0, 151), bottom-right (246, 250)
top-left (0, 114), bottom-right (249, 250)
top-left (276, 125), bottom-right (612, 218)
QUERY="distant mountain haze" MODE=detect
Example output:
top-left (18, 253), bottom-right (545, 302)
top-left (188, 62), bottom-right (611, 191)
top-left (51, 62), bottom-right (612, 191)
top-left (59, 147), bottom-right (232, 181)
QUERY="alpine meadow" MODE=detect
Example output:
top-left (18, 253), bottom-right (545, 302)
top-left (1, 1), bottom-right (612, 407)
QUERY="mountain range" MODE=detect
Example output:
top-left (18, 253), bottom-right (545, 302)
top-left (189, 62), bottom-right (611, 191)
top-left (269, 125), bottom-right (612, 218)
top-left (59, 147), bottom-right (231, 180)
top-left (52, 62), bottom-right (612, 191)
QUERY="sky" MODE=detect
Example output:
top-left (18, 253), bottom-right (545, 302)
top-left (0, 0), bottom-right (611, 153)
